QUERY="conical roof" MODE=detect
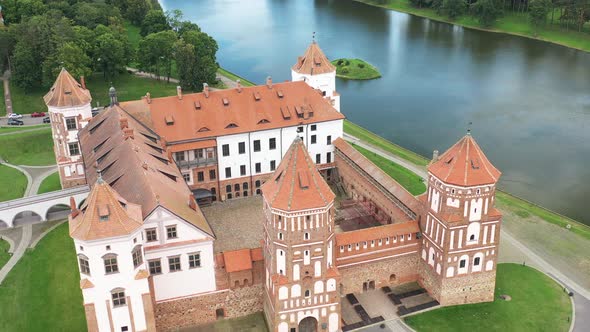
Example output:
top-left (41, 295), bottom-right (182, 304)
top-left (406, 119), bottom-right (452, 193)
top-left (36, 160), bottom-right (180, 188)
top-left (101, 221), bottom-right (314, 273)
top-left (262, 138), bottom-right (335, 211)
top-left (69, 178), bottom-right (143, 241)
top-left (292, 41), bottom-right (336, 76)
top-left (428, 134), bottom-right (501, 187)
top-left (44, 68), bottom-right (91, 107)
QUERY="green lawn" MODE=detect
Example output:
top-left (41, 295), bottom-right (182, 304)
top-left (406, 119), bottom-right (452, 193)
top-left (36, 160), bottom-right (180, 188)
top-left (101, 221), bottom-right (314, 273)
top-left (0, 129), bottom-right (55, 166)
top-left (37, 172), bottom-right (61, 194)
top-left (405, 264), bottom-right (572, 332)
top-left (0, 238), bottom-right (11, 269)
top-left (0, 164), bottom-right (27, 202)
top-left (352, 143), bottom-right (426, 195)
top-left (344, 120), bottom-right (429, 166)
top-left (331, 58), bottom-right (381, 80)
top-left (0, 222), bottom-right (86, 332)
top-left (0, 124), bottom-right (50, 134)
top-left (217, 67), bottom-right (256, 86)
top-left (358, 0), bottom-right (590, 52)
top-left (6, 82), bottom-right (48, 115)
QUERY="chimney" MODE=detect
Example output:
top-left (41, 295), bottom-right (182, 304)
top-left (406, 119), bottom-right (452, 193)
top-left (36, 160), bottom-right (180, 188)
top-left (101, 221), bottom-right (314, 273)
top-left (142, 162), bottom-right (148, 170)
top-left (70, 197), bottom-right (79, 218)
top-left (188, 194), bottom-right (197, 211)
top-left (236, 79), bottom-right (242, 93)
top-left (160, 136), bottom-right (167, 149)
top-left (432, 150), bottom-right (439, 162)
top-left (203, 83), bottom-right (210, 98)
top-left (80, 76), bottom-right (86, 90)
top-left (123, 128), bottom-right (134, 140)
top-left (177, 86), bottom-right (182, 100)
top-left (146, 92), bottom-right (151, 104)
top-left (266, 76), bottom-right (273, 89)
top-left (119, 117), bottom-right (128, 130)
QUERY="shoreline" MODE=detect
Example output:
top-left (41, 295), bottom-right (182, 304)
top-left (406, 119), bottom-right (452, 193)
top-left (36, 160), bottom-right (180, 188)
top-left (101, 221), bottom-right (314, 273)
top-left (355, 0), bottom-right (590, 54)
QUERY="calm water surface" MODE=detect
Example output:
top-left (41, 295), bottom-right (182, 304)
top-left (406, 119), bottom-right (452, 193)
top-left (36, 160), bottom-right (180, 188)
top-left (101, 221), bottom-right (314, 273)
top-left (161, 0), bottom-right (590, 225)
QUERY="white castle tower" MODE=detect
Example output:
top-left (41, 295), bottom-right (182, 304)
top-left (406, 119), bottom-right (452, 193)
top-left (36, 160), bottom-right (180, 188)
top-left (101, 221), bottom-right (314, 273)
top-left (291, 40), bottom-right (341, 112)
top-left (44, 68), bottom-right (93, 188)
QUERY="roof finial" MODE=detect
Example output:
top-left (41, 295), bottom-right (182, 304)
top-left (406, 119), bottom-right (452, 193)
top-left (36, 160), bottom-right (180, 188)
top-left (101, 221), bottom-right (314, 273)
top-left (312, 31), bottom-right (316, 43)
top-left (97, 169), bottom-right (104, 184)
top-left (467, 121), bottom-right (473, 135)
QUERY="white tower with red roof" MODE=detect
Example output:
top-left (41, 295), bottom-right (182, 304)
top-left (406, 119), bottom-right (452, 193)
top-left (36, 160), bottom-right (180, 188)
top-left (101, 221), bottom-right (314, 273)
top-left (420, 133), bottom-right (502, 305)
top-left (44, 68), bottom-right (93, 188)
top-left (261, 138), bottom-right (341, 332)
top-left (292, 40), bottom-right (340, 112)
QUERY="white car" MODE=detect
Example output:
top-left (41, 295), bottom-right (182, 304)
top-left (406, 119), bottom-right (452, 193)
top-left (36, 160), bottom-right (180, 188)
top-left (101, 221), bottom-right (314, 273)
top-left (8, 113), bottom-right (23, 119)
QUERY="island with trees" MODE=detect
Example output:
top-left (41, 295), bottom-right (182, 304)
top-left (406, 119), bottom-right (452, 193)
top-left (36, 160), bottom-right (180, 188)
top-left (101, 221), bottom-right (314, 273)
top-left (331, 58), bottom-right (382, 80)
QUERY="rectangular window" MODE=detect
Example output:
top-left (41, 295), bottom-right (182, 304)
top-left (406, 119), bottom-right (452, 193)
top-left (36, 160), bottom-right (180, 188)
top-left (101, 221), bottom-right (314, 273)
top-left (327, 135), bottom-right (332, 145)
top-left (112, 290), bottom-right (126, 307)
top-left (225, 167), bottom-right (231, 178)
top-left (255, 162), bottom-right (261, 173)
top-left (311, 135), bottom-right (317, 144)
top-left (316, 154), bottom-right (321, 164)
top-left (222, 144), bottom-right (230, 157)
top-left (238, 142), bottom-right (246, 154)
top-left (132, 247), bottom-right (143, 268)
top-left (240, 165), bottom-right (246, 176)
top-left (104, 257), bottom-right (118, 274)
top-left (270, 160), bottom-right (276, 171)
top-left (146, 228), bottom-right (157, 242)
top-left (269, 138), bottom-right (276, 150)
top-left (253, 140), bottom-right (261, 152)
top-left (166, 225), bottom-right (177, 239)
top-left (197, 171), bottom-right (204, 182)
top-left (189, 252), bottom-right (201, 268)
top-left (148, 259), bottom-right (162, 275)
top-left (174, 152), bottom-right (185, 161)
top-left (79, 257), bottom-right (90, 275)
top-left (68, 142), bottom-right (80, 156)
top-left (168, 256), bottom-right (181, 272)
top-left (182, 173), bottom-right (192, 183)
top-left (66, 117), bottom-right (77, 130)
top-left (297, 126), bottom-right (303, 133)
top-left (327, 152), bottom-right (332, 163)
top-left (195, 148), bottom-right (204, 159)
top-left (209, 169), bottom-right (216, 180)
top-left (460, 260), bottom-right (466, 268)
top-left (311, 124), bottom-right (317, 131)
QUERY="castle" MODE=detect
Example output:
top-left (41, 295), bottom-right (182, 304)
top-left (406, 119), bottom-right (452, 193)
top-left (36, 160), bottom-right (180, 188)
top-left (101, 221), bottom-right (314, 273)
top-left (46, 41), bottom-right (502, 332)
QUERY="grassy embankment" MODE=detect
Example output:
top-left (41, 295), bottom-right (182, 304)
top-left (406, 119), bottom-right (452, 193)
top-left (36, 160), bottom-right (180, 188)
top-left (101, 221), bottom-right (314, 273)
top-left (405, 263), bottom-right (572, 331)
top-left (0, 239), bottom-right (10, 269)
top-left (37, 172), bottom-right (62, 194)
top-left (0, 223), bottom-right (86, 332)
top-left (0, 129), bottom-right (55, 166)
top-left (0, 165), bottom-right (27, 202)
top-left (331, 58), bottom-right (381, 80)
top-left (358, 0), bottom-right (590, 52)
top-left (0, 125), bottom-right (50, 133)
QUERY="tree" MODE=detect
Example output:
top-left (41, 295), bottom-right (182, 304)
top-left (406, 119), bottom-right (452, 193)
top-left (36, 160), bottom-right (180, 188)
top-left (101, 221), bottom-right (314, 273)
top-left (471, 0), bottom-right (503, 27)
top-left (181, 30), bottom-right (218, 87)
top-left (11, 43), bottom-right (41, 91)
top-left (166, 9), bottom-right (184, 32)
top-left (141, 10), bottom-right (169, 36)
top-left (137, 30), bottom-right (177, 81)
top-left (125, 0), bottom-right (149, 25)
top-left (529, 0), bottom-right (551, 34)
top-left (442, 0), bottom-right (466, 19)
top-left (174, 39), bottom-right (198, 90)
top-left (0, 29), bottom-right (16, 72)
top-left (43, 42), bottom-right (92, 86)
top-left (94, 33), bottom-right (127, 80)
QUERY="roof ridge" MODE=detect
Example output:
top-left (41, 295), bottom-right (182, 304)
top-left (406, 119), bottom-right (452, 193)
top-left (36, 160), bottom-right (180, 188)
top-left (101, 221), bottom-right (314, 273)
top-left (304, 144), bottom-right (328, 205)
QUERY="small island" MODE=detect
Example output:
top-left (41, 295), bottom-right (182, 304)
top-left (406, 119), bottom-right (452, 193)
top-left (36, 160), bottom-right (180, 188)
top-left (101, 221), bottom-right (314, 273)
top-left (331, 58), bottom-right (381, 80)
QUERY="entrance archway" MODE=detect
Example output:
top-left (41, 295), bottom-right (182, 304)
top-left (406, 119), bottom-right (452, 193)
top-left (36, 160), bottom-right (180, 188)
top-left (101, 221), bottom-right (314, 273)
top-left (13, 211), bottom-right (42, 226)
top-left (45, 204), bottom-right (71, 221)
top-left (298, 316), bottom-right (318, 332)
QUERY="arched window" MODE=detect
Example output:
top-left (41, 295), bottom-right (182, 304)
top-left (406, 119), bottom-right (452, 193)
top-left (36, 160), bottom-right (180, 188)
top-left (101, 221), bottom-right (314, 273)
top-left (234, 183), bottom-right (240, 192)
top-left (255, 180), bottom-right (261, 187)
top-left (243, 182), bottom-right (249, 190)
top-left (467, 222), bottom-right (481, 243)
top-left (304, 232), bottom-right (310, 240)
top-left (278, 232), bottom-right (283, 240)
top-left (102, 253), bottom-right (118, 274)
top-left (304, 290), bottom-right (311, 297)
top-left (225, 185), bottom-right (231, 193)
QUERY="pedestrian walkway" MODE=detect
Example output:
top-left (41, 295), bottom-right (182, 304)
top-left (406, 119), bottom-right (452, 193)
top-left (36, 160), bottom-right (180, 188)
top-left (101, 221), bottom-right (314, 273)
top-left (1, 70), bottom-right (13, 115)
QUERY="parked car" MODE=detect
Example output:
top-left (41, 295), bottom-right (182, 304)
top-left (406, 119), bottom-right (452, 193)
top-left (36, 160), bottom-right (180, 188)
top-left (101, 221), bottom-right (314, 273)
top-left (43, 117), bottom-right (51, 123)
top-left (8, 113), bottom-right (23, 119)
top-left (7, 119), bottom-right (24, 126)
top-left (31, 112), bottom-right (46, 117)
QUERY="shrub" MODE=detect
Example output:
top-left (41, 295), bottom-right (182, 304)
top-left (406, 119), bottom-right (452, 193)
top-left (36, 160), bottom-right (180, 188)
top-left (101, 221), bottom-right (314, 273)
top-left (344, 60), bottom-right (350, 66)
top-left (337, 59), bottom-right (344, 66)
top-left (341, 67), bottom-right (350, 74)
top-left (357, 63), bottom-right (365, 69)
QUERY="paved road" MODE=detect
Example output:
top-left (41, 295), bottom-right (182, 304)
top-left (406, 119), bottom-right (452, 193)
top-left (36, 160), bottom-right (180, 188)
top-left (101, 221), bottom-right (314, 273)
top-left (0, 115), bottom-right (47, 126)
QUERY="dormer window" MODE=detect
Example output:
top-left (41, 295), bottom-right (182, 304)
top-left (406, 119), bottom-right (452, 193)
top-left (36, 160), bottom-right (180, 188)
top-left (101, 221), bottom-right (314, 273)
top-left (222, 98), bottom-right (229, 106)
top-left (98, 205), bottom-right (110, 222)
top-left (225, 123), bottom-right (238, 129)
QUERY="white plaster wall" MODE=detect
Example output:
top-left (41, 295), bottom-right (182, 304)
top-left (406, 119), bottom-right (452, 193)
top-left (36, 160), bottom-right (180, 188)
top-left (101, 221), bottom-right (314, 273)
top-left (329, 312), bottom-right (339, 332)
top-left (277, 249), bottom-right (286, 274)
top-left (291, 71), bottom-right (336, 99)
top-left (469, 198), bottom-right (483, 221)
top-left (430, 190), bottom-right (440, 212)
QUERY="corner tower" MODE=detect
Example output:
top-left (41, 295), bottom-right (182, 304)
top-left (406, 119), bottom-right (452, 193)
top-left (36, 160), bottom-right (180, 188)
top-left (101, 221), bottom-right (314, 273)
top-left (291, 41), bottom-right (340, 112)
top-left (419, 133), bottom-right (502, 305)
top-left (261, 138), bottom-right (341, 332)
top-left (44, 68), bottom-right (92, 188)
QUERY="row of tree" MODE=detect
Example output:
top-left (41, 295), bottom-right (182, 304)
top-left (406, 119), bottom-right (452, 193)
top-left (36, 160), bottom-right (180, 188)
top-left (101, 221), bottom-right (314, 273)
top-left (0, 0), bottom-right (219, 93)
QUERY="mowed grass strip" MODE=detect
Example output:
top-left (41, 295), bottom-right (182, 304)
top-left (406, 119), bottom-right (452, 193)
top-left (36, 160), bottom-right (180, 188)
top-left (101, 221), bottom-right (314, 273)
top-left (331, 58), bottom-right (381, 80)
top-left (352, 143), bottom-right (426, 195)
top-left (404, 264), bottom-right (572, 332)
top-left (217, 67), bottom-right (256, 86)
top-left (37, 172), bottom-right (62, 194)
top-left (0, 222), bottom-right (86, 332)
top-left (344, 120), bottom-right (429, 166)
top-left (0, 129), bottom-right (54, 166)
top-left (0, 124), bottom-right (50, 134)
top-left (0, 238), bottom-right (11, 269)
top-left (0, 164), bottom-right (27, 202)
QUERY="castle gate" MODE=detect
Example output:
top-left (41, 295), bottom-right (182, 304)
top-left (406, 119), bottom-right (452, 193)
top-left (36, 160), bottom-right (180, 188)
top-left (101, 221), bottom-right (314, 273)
top-left (298, 316), bottom-right (318, 332)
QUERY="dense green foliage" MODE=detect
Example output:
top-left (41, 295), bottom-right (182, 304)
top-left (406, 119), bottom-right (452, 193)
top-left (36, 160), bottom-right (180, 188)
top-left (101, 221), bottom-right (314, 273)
top-left (0, 223), bottom-right (87, 332)
top-left (0, 164), bottom-right (27, 202)
top-left (37, 172), bottom-right (62, 194)
top-left (405, 264), bottom-right (572, 332)
top-left (332, 58), bottom-right (382, 80)
top-left (530, 0), bottom-right (552, 33)
top-left (1, 0), bottom-right (218, 92)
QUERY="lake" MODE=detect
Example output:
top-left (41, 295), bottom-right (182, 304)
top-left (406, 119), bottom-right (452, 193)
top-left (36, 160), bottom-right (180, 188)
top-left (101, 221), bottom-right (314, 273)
top-left (160, 0), bottom-right (590, 225)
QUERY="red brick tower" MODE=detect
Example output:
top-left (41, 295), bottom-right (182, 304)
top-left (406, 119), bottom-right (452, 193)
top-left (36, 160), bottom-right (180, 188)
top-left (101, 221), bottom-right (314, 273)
top-left (419, 133), bottom-right (502, 305)
top-left (261, 138), bottom-right (341, 332)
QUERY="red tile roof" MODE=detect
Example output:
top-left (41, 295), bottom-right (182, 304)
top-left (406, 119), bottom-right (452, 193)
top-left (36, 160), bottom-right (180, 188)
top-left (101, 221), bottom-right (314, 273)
top-left (223, 249), bottom-right (253, 273)
top-left (168, 139), bottom-right (217, 153)
top-left (292, 41), bottom-right (336, 75)
top-left (119, 81), bottom-right (344, 144)
top-left (69, 179), bottom-right (143, 241)
top-left (336, 221), bottom-right (420, 245)
top-left (251, 247), bottom-right (264, 261)
top-left (262, 138), bottom-right (335, 211)
top-left (429, 134), bottom-right (501, 187)
top-left (44, 68), bottom-right (91, 107)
